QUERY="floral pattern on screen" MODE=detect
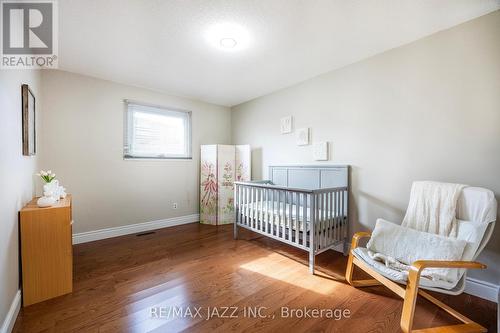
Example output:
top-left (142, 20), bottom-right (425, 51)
top-left (200, 161), bottom-right (217, 222)
top-left (222, 162), bottom-right (233, 188)
top-left (235, 162), bottom-right (248, 181)
top-left (221, 162), bottom-right (234, 216)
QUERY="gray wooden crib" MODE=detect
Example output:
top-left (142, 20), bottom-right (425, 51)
top-left (234, 165), bottom-right (350, 274)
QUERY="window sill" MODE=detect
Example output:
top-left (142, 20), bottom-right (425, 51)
top-left (123, 157), bottom-right (193, 161)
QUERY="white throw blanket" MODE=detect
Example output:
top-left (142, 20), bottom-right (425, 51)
top-left (367, 181), bottom-right (467, 283)
top-left (367, 219), bottom-right (466, 282)
top-left (402, 181), bottom-right (466, 237)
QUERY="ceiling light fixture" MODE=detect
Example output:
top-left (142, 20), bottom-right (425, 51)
top-left (205, 22), bottom-right (249, 52)
top-left (220, 37), bottom-right (237, 48)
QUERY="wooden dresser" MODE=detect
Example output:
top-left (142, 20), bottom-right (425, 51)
top-left (20, 195), bottom-right (73, 306)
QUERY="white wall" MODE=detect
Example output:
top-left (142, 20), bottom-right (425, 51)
top-left (0, 70), bottom-right (41, 330)
top-left (39, 70), bottom-right (231, 234)
top-left (232, 11), bottom-right (500, 285)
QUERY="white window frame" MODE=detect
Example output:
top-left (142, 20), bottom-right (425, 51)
top-left (124, 100), bottom-right (192, 160)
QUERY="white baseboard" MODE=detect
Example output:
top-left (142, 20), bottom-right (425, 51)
top-left (72, 214), bottom-right (199, 244)
top-left (1, 290), bottom-right (21, 333)
top-left (464, 276), bottom-right (499, 303)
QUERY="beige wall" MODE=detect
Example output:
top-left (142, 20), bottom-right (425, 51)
top-left (39, 70), bottom-right (231, 234)
top-left (0, 70), bottom-right (41, 329)
top-left (232, 11), bottom-right (500, 284)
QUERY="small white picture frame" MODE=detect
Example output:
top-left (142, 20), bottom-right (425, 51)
top-left (296, 128), bottom-right (309, 146)
top-left (313, 142), bottom-right (328, 161)
top-left (280, 116), bottom-right (293, 134)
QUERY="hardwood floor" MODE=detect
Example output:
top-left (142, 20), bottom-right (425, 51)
top-left (13, 223), bottom-right (497, 332)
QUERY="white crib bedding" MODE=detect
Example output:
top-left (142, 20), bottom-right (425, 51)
top-left (239, 201), bottom-right (347, 232)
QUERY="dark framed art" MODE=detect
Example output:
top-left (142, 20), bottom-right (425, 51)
top-left (22, 84), bottom-right (36, 156)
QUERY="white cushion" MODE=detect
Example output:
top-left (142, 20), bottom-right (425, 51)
top-left (456, 219), bottom-right (488, 261)
top-left (456, 187), bottom-right (497, 223)
top-left (366, 219), bottom-right (467, 283)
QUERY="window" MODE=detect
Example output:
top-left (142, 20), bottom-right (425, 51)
top-left (124, 101), bottom-right (192, 159)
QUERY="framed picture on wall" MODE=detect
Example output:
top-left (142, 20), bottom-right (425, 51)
top-left (22, 84), bottom-right (36, 156)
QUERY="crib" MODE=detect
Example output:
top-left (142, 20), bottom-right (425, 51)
top-left (234, 165), bottom-right (350, 274)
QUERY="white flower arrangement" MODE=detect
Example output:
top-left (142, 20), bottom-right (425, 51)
top-left (36, 170), bottom-right (56, 183)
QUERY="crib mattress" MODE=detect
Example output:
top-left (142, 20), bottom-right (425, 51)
top-left (239, 202), bottom-right (346, 232)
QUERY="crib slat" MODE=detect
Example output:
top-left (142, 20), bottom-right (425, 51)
top-left (245, 186), bottom-right (249, 227)
top-left (324, 192), bottom-right (328, 248)
top-left (312, 194), bottom-right (318, 251)
top-left (338, 189), bottom-right (342, 240)
top-left (282, 190), bottom-right (286, 240)
top-left (256, 188), bottom-right (259, 230)
top-left (270, 189), bottom-right (274, 236)
top-left (252, 187), bottom-right (256, 229)
top-left (261, 188), bottom-right (265, 232)
top-left (261, 188), bottom-right (264, 231)
top-left (236, 185), bottom-right (240, 226)
top-left (303, 193), bottom-right (307, 246)
top-left (309, 194), bottom-right (314, 251)
top-left (339, 189), bottom-right (343, 240)
top-left (328, 192), bottom-right (332, 245)
top-left (295, 192), bottom-right (299, 244)
top-left (287, 191), bottom-right (290, 240)
top-left (262, 188), bottom-right (265, 232)
top-left (318, 193), bottom-right (321, 251)
top-left (323, 192), bottom-right (330, 243)
top-left (317, 193), bottom-right (321, 249)
top-left (255, 187), bottom-right (258, 229)
top-left (328, 190), bottom-right (332, 242)
top-left (336, 189), bottom-right (340, 241)
top-left (262, 188), bottom-right (268, 232)
top-left (257, 187), bottom-right (259, 230)
top-left (276, 189), bottom-right (279, 236)
top-left (319, 193), bottom-right (326, 248)
top-left (262, 189), bottom-right (269, 234)
top-left (277, 190), bottom-right (281, 238)
top-left (331, 190), bottom-right (336, 243)
top-left (326, 191), bottom-right (330, 242)
top-left (288, 192), bottom-right (292, 241)
top-left (290, 191), bottom-right (292, 241)
top-left (275, 189), bottom-right (278, 236)
top-left (341, 188), bottom-right (346, 239)
top-left (248, 186), bottom-right (251, 227)
top-left (255, 188), bottom-right (259, 230)
top-left (284, 191), bottom-right (287, 240)
top-left (242, 186), bottom-right (246, 227)
top-left (311, 194), bottom-right (315, 250)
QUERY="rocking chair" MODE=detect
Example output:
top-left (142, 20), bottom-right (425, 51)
top-left (345, 186), bottom-right (497, 332)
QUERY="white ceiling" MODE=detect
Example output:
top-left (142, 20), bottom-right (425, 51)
top-left (58, 0), bottom-right (500, 107)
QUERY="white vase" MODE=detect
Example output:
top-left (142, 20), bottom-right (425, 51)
top-left (43, 180), bottom-right (60, 202)
top-left (37, 196), bottom-right (57, 208)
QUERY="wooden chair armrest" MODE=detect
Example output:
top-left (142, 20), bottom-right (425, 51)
top-left (410, 260), bottom-right (487, 274)
top-left (350, 231), bottom-right (371, 249)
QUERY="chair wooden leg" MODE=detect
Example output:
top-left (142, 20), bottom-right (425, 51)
top-left (400, 268), bottom-right (420, 333)
top-left (399, 269), bottom-right (487, 333)
top-left (345, 249), bottom-right (355, 284)
top-left (345, 251), bottom-right (382, 287)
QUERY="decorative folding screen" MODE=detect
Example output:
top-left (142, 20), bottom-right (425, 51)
top-left (200, 145), bottom-right (251, 225)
